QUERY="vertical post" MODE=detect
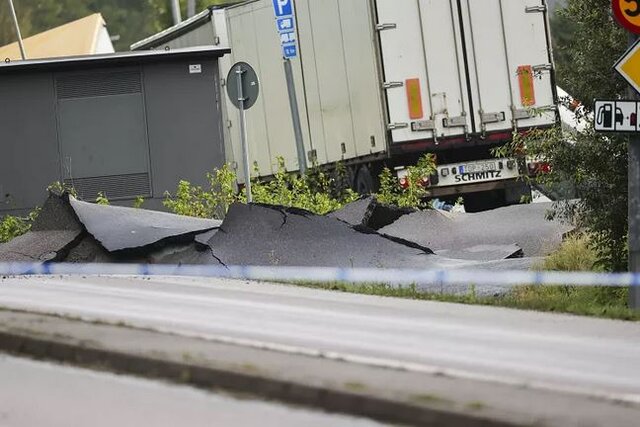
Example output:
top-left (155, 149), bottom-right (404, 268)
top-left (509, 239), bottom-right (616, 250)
top-left (284, 58), bottom-right (308, 174)
top-left (629, 33), bottom-right (640, 309)
top-left (236, 65), bottom-right (252, 203)
top-left (7, 0), bottom-right (26, 60)
top-left (187, 0), bottom-right (196, 18)
top-left (170, 0), bottom-right (182, 25)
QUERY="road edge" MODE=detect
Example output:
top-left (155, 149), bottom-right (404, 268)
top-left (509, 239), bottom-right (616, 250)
top-left (0, 314), bottom-right (520, 427)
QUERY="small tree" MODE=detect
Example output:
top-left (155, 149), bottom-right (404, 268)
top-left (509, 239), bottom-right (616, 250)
top-left (506, 0), bottom-right (629, 271)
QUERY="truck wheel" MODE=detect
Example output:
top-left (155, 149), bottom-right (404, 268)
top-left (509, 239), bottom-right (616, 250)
top-left (354, 165), bottom-right (376, 195)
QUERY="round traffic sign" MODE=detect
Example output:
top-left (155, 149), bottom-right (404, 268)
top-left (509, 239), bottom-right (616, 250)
top-left (226, 62), bottom-right (260, 110)
top-left (613, 0), bottom-right (640, 34)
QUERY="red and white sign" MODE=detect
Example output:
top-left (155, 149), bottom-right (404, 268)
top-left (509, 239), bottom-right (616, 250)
top-left (613, 0), bottom-right (640, 34)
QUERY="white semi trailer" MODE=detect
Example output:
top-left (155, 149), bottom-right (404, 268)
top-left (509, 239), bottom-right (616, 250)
top-left (133, 0), bottom-right (558, 211)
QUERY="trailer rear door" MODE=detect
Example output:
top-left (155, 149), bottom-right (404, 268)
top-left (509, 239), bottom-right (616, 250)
top-left (375, 0), bottom-right (471, 144)
top-left (375, 0), bottom-right (556, 145)
top-left (461, 0), bottom-right (556, 135)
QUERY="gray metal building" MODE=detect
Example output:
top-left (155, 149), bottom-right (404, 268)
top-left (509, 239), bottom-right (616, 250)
top-left (0, 46), bottom-right (230, 215)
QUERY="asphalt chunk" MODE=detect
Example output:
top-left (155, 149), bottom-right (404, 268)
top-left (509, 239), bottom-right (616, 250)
top-left (69, 197), bottom-right (221, 253)
top-left (31, 193), bottom-right (82, 232)
top-left (63, 234), bottom-right (114, 263)
top-left (207, 203), bottom-right (438, 268)
top-left (328, 197), bottom-right (372, 226)
top-left (329, 196), bottom-right (414, 230)
top-left (435, 245), bottom-right (524, 262)
top-left (0, 230), bottom-right (82, 262)
top-left (0, 193), bottom-right (83, 263)
top-left (204, 203), bottom-right (532, 273)
top-left (380, 203), bottom-right (573, 258)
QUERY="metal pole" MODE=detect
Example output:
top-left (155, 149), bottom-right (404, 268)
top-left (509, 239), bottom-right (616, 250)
top-left (170, 0), bottom-right (182, 25)
top-left (284, 59), bottom-right (307, 174)
top-left (236, 65), bottom-right (252, 203)
top-left (7, 0), bottom-right (26, 60)
top-left (628, 33), bottom-right (640, 309)
top-left (187, 0), bottom-right (196, 18)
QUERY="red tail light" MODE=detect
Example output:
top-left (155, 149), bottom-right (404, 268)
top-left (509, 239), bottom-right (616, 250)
top-left (528, 161), bottom-right (551, 175)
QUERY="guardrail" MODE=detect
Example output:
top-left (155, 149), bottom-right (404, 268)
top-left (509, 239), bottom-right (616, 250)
top-left (0, 263), bottom-right (636, 287)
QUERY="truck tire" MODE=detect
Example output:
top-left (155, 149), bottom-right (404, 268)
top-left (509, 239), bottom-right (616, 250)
top-left (354, 165), bottom-right (376, 195)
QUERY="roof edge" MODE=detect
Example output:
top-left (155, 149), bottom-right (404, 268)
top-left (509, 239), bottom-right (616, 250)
top-left (0, 45), bottom-right (231, 74)
top-left (131, 8), bottom-right (214, 51)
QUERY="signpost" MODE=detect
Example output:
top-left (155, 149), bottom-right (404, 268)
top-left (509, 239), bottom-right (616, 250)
top-left (227, 62), bottom-right (260, 203)
top-left (606, 1), bottom-right (640, 308)
top-left (623, 35), bottom-right (640, 310)
top-left (272, 0), bottom-right (307, 174)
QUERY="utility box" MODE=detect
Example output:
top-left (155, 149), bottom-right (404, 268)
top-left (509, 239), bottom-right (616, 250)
top-left (0, 46), bottom-right (230, 215)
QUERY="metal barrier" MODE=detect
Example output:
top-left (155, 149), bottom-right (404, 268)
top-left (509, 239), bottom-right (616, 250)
top-left (0, 263), bottom-right (637, 287)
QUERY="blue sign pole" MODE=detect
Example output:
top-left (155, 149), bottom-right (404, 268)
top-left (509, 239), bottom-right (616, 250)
top-left (272, 0), bottom-right (306, 173)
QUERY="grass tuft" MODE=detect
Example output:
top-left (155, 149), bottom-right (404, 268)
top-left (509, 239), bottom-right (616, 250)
top-left (290, 278), bottom-right (639, 321)
top-left (536, 234), bottom-right (600, 272)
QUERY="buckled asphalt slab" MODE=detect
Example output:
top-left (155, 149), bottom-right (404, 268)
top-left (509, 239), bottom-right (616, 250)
top-left (1, 194), bottom-right (561, 285)
top-left (379, 202), bottom-right (573, 258)
top-left (69, 196), bottom-right (221, 253)
top-left (328, 196), bottom-right (415, 230)
top-left (0, 194), bottom-right (84, 262)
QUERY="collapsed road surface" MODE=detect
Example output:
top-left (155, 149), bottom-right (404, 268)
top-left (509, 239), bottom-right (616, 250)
top-left (0, 193), bottom-right (573, 294)
top-left (0, 276), bottom-right (639, 427)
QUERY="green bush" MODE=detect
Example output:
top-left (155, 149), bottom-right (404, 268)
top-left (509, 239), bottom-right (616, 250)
top-left (164, 154), bottom-right (439, 219)
top-left (164, 158), bottom-right (360, 217)
top-left (132, 196), bottom-right (145, 209)
top-left (251, 157), bottom-right (359, 215)
top-left (163, 164), bottom-right (244, 219)
top-left (0, 209), bottom-right (39, 244)
top-left (95, 192), bottom-right (110, 206)
top-left (537, 234), bottom-right (600, 272)
top-left (376, 154), bottom-right (436, 209)
top-left (522, 233), bottom-right (629, 317)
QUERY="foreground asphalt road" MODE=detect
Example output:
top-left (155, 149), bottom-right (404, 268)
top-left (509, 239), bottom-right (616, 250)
top-left (0, 354), bottom-right (383, 427)
top-left (1, 275), bottom-right (640, 403)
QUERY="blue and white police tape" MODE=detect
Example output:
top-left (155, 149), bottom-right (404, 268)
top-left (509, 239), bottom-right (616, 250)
top-left (0, 262), bottom-right (638, 287)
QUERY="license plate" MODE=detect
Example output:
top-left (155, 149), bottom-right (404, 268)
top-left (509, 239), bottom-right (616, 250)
top-left (461, 161), bottom-right (497, 174)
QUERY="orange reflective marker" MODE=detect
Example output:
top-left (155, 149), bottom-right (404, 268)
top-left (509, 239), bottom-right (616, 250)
top-left (405, 78), bottom-right (424, 120)
top-left (517, 65), bottom-right (536, 107)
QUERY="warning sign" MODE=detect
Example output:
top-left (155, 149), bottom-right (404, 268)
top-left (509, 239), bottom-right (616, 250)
top-left (613, 0), bottom-right (640, 34)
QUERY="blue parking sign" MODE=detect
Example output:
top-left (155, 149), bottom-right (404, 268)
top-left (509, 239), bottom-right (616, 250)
top-left (276, 17), bottom-right (294, 32)
top-left (283, 44), bottom-right (297, 59)
top-left (272, 0), bottom-right (292, 17)
top-left (272, 0), bottom-right (297, 59)
top-left (280, 31), bottom-right (296, 45)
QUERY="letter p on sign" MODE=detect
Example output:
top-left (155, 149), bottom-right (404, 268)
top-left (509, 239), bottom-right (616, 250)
top-left (273, 0), bottom-right (292, 17)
